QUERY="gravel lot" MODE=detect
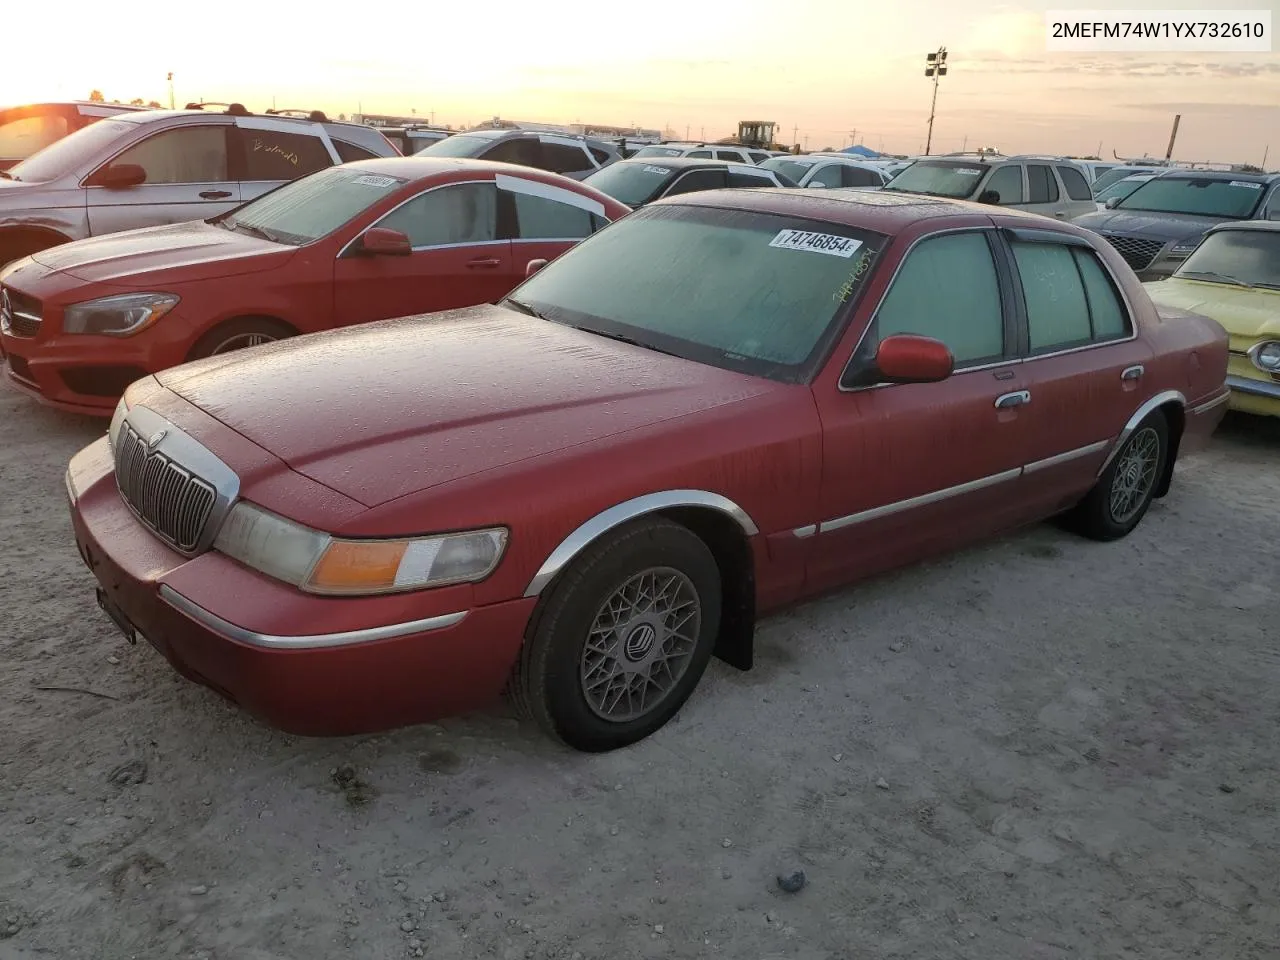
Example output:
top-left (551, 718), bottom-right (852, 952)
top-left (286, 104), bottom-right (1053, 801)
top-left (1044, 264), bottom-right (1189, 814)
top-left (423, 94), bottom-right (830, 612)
top-left (1, 386), bottom-right (1278, 960)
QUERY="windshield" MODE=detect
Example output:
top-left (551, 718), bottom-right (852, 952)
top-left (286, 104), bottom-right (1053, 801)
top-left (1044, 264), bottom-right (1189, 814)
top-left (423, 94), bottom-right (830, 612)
top-left (582, 161), bottom-right (675, 206)
top-left (504, 205), bottom-right (887, 382)
top-left (631, 146), bottom-right (685, 158)
top-left (416, 134), bottom-right (498, 158)
top-left (1092, 167), bottom-right (1158, 193)
top-left (760, 157), bottom-right (819, 182)
top-left (218, 165), bottom-right (407, 245)
top-left (0, 111), bottom-right (70, 161)
top-left (882, 160), bottom-right (986, 198)
top-left (1175, 230), bottom-right (1280, 288)
top-left (8, 118), bottom-right (133, 182)
top-left (1116, 177), bottom-right (1267, 218)
top-left (1097, 175), bottom-right (1156, 202)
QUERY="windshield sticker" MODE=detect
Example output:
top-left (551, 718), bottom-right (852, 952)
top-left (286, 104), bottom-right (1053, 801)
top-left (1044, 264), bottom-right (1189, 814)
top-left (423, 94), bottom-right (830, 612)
top-left (1229, 180), bottom-right (1263, 189)
top-left (769, 229), bottom-right (863, 258)
top-left (352, 174), bottom-right (399, 187)
top-left (955, 167), bottom-right (984, 175)
top-left (642, 165), bottom-right (672, 175)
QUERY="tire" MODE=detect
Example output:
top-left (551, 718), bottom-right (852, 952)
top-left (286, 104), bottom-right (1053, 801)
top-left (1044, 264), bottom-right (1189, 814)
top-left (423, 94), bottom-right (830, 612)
top-left (1068, 412), bottom-right (1169, 542)
top-left (188, 317), bottom-right (294, 360)
top-left (510, 517), bottom-right (722, 752)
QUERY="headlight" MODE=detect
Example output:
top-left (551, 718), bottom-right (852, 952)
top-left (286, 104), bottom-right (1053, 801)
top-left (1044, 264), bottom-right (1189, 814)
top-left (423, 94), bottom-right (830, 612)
top-left (213, 501), bottom-right (508, 595)
top-left (63, 292), bottom-right (179, 336)
top-left (1250, 340), bottom-right (1280, 373)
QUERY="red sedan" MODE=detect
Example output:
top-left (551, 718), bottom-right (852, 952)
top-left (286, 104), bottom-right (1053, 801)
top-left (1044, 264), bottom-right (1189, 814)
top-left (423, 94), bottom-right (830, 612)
top-left (1, 157), bottom-right (629, 415)
top-left (65, 188), bottom-right (1229, 752)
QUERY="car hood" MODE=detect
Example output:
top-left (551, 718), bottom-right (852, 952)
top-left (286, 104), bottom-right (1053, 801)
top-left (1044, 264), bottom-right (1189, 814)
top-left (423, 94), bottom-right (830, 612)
top-left (1071, 209), bottom-right (1227, 243)
top-left (28, 220), bottom-right (294, 284)
top-left (1143, 277), bottom-right (1280, 338)
top-left (155, 305), bottom-right (780, 507)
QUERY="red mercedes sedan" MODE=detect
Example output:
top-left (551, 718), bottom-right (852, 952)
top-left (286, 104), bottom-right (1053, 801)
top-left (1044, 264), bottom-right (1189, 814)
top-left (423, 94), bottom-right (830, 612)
top-left (66, 188), bottom-right (1229, 752)
top-left (1, 157), bottom-right (629, 415)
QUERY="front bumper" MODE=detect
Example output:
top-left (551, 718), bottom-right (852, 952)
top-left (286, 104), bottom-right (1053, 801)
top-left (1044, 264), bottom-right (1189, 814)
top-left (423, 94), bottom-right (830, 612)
top-left (1226, 373), bottom-right (1280, 417)
top-left (66, 437), bottom-right (536, 735)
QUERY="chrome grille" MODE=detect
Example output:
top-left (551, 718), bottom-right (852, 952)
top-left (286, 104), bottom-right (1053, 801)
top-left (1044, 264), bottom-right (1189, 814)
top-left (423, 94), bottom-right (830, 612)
top-left (114, 421), bottom-right (217, 552)
top-left (1101, 234), bottom-right (1165, 272)
top-left (0, 285), bottom-right (42, 338)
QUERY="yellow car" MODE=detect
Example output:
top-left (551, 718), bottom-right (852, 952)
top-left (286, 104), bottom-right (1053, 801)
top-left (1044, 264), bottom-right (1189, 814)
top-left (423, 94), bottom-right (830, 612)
top-left (1144, 221), bottom-right (1280, 417)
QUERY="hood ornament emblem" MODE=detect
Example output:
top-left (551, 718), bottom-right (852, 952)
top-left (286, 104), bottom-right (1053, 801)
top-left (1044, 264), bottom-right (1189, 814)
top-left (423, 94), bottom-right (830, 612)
top-left (147, 429), bottom-right (167, 448)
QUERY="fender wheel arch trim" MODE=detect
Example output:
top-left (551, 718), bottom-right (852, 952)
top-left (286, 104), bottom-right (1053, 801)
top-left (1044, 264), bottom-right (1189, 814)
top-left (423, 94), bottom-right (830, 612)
top-left (1095, 388), bottom-right (1187, 478)
top-left (522, 490), bottom-right (760, 598)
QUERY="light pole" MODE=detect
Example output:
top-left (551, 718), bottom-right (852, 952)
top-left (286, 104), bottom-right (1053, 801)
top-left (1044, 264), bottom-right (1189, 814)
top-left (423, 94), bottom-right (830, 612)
top-left (167, 72), bottom-right (174, 109)
top-left (924, 46), bottom-right (947, 156)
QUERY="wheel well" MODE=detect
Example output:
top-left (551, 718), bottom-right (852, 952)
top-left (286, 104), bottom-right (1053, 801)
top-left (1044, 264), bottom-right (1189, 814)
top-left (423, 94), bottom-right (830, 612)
top-left (0, 226), bottom-right (72, 261)
top-left (660, 506), bottom-right (756, 671)
top-left (187, 314), bottom-right (298, 361)
top-left (1153, 400), bottom-right (1185, 498)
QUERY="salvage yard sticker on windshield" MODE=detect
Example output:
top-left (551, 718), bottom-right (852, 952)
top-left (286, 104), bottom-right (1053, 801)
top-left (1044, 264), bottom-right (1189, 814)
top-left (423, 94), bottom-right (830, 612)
top-left (769, 229), bottom-right (863, 258)
top-left (352, 174), bottom-right (400, 187)
top-left (642, 165), bottom-right (671, 175)
top-left (1229, 180), bottom-right (1263, 189)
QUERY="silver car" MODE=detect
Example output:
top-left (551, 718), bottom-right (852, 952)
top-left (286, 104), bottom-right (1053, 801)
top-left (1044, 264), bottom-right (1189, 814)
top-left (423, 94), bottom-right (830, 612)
top-left (418, 129), bottom-right (620, 179)
top-left (0, 104), bottom-right (398, 266)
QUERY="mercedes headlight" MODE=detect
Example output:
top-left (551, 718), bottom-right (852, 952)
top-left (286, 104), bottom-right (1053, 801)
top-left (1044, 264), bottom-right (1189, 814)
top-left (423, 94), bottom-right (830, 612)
top-left (1249, 340), bottom-right (1280, 373)
top-left (63, 292), bottom-right (179, 336)
top-left (213, 501), bottom-right (508, 595)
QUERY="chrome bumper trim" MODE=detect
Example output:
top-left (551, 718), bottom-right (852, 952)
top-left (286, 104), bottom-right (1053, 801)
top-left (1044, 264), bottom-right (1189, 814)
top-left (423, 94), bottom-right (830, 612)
top-left (158, 585), bottom-right (468, 650)
top-left (1226, 374), bottom-right (1280, 400)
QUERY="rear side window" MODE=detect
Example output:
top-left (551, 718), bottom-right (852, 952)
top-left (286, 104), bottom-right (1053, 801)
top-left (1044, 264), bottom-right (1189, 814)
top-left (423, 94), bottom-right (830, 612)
top-left (378, 182), bottom-right (498, 247)
top-left (509, 188), bottom-right (597, 239)
top-left (1027, 164), bottom-right (1059, 203)
top-left (664, 169), bottom-right (728, 195)
top-left (686, 150), bottom-right (713, 159)
top-left (588, 146), bottom-right (611, 164)
top-left (1057, 165), bottom-right (1093, 201)
top-left (984, 165), bottom-right (1024, 204)
top-left (237, 128), bottom-right (333, 181)
top-left (727, 171), bottom-right (775, 188)
top-left (1011, 242), bottom-right (1090, 349)
top-left (1073, 249), bottom-right (1130, 339)
top-left (874, 232), bottom-right (1004, 365)
top-left (486, 137), bottom-right (542, 167)
top-left (333, 139), bottom-right (379, 162)
top-left (111, 125), bottom-right (229, 184)
top-left (843, 166), bottom-right (883, 187)
top-left (541, 142), bottom-right (592, 174)
top-left (714, 149), bottom-right (745, 162)
top-left (748, 152), bottom-right (770, 164)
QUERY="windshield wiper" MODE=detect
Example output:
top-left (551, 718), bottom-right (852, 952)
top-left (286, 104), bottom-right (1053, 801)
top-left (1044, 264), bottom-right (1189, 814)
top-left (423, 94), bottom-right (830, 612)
top-left (503, 298), bottom-right (546, 320)
top-left (226, 220), bottom-right (276, 242)
top-left (569, 325), bottom-right (683, 358)
top-left (1179, 269), bottom-right (1253, 288)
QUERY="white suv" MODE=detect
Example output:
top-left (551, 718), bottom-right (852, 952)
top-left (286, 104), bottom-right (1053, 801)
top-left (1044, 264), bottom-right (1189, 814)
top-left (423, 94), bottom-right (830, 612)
top-left (0, 104), bottom-right (398, 265)
top-left (629, 142), bottom-right (774, 165)
top-left (878, 154), bottom-right (1098, 220)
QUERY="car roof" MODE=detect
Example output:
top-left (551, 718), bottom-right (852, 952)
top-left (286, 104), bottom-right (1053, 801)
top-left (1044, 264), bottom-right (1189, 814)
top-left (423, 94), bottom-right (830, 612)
top-left (1154, 169), bottom-right (1279, 182)
top-left (1205, 219), bottom-right (1280, 235)
top-left (340, 155), bottom-right (604, 181)
top-left (651, 187), bottom-right (1070, 231)
top-left (617, 156), bottom-right (755, 170)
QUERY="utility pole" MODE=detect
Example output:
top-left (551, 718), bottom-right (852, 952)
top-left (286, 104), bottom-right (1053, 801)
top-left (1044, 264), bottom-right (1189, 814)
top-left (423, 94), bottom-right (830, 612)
top-left (1263, 144), bottom-right (1270, 170)
top-left (1096, 139), bottom-right (1103, 158)
top-left (700, 126), bottom-right (705, 140)
top-left (804, 135), bottom-right (810, 150)
top-left (166, 72), bottom-right (174, 109)
top-left (685, 124), bottom-right (690, 139)
top-left (962, 134), bottom-right (967, 151)
top-left (924, 46), bottom-right (948, 156)
top-left (1165, 114), bottom-right (1181, 160)
top-left (792, 124), bottom-right (798, 146)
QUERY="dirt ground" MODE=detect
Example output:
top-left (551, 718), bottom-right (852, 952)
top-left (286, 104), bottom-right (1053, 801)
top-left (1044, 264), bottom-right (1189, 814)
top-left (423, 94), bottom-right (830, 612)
top-left (1, 386), bottom-right (1277, 960)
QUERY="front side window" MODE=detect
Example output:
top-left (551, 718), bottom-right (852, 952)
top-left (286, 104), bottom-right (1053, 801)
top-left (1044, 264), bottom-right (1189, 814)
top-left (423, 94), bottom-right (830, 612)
top-left (379, 181), bottom-right (497, 247)
top-left (1012, 241), bottom-right (1131, 349)
top-left (1175, 228), bottom-right (1280, 289)
top-left (1057, 165), bottom-right (1093, 201)
top-left (664, 169), bottom-right (727, 196)
top-left (417, 133), bottom-right (499, 158)
top-left (760, 157), bottom-right (817, 182)
top-left (714, 149), bottom-right (746, 162)
top-left (1027, 164), bottom-right (1059, 203)
top-left (883, 160), bottom-right (986, 199)
top-left (237, 129), bottom-right (333, 181)
top-left (984, 165), bottom-right (1024, 204)
top-left (541, 142), bottom-right (591, 174)
top-left (510, 188), bottom-right (596, 239)
top-left (110, 125), bottom-right (229, 184)
top-left (807, 164), bottom-right (844, 188)
top-left (220, 165), bottom-right (408, 245)
top-left (0, 113), bottom-right (69, 159)
top-left (749, 151), bottom-right (771, 164)
top-left (873, 232), bottom-right (1004, 365)
top-left (1117, 177), bottom-right (1267, 218)
top-left (843, 166), bottom-right (883, 187)
top-left (506, 205), bottom-right (887, 381)
top-left (485, 137), bottom-right (542, 167)
top-left (582, 161), bottom-right (674, 206)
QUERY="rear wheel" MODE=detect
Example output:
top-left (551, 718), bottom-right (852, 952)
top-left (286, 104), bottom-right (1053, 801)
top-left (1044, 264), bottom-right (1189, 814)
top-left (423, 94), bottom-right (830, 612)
top-left (1067, 412), bottom-right (1169, 541)
top-left (510, 517), bottom-right (721, 752)
top-left (188, 317), bottom-right (294, 360)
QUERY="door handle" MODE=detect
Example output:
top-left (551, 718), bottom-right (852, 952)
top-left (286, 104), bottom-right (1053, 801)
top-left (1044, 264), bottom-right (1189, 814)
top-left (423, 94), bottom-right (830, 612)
top-left (994, 390), bottom-right (1031, 409)
top-left (1121, 364), bottom-right (1144, 380)
top-left (466, 257), bottom-right (502, 269)
top-left (199, 190), bottom-right (232, 199)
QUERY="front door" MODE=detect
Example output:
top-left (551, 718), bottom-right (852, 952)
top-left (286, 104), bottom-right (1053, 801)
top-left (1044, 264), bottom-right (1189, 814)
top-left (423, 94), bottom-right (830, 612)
top-left (806, 228), bottom-right (1035, 594)
top-left (333, 179), bottom-right (512, 327)
top-left (499, 172), bottom-right (610, 283)
top-left (86, 123), bottom-right (240, 236)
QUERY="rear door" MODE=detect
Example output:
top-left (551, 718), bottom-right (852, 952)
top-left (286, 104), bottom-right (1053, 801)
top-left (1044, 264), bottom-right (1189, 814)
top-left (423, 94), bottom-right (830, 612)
top-left (1023, 163), bottom-right (1066, 219)
top-left (996, 226), bottom-right (1153, 511)
top-left (332, 179), bottom-right (509, 326)
top-left (85, 122), bottom-right (241, 235)
top-left (500, 173), bottom-right (608, 284)
top-left (1055, 164), bottom-right (1098, 219)
top-left (233, 116), bottom-right (339, 202)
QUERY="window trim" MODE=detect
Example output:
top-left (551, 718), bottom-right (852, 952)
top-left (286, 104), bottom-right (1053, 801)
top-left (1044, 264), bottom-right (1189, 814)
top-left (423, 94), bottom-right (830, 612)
top-left (1026, 163), bottom-right (1060, 205)
top-left (499, 174), bottom-right (607, 242)
top-left (80, 120), bottom-right (236, 189)
top-left (338, 178), bottom-right (504, 257)
top-left (838, 226), bottom-right (1020, 392)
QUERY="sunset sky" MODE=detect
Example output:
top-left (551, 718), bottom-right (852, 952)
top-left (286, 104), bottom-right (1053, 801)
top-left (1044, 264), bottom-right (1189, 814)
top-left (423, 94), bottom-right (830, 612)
top-left (6, 0), bottom-right (1279, 162)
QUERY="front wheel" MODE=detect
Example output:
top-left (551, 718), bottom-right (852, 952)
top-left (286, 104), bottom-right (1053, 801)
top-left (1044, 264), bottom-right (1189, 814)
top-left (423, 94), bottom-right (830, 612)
top-left (510, 517), bottom-right (722, 752)
top-left (188, 317), bottom-right (294, 360)
top-left (1068, 412), bottom-right (1169, 541)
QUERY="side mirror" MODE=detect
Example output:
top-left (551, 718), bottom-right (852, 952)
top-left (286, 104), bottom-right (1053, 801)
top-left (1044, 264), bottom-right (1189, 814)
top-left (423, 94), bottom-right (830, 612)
top-left (978, 189), bottom-right (1001, 205)
top-left (1104, 196), bottom-right (1122, 209)
top-left (875, 334), bottom-right (954, 384)
top-left (525, 258), bottom-right (549, 278)
top-left (93, 163), bottom-right (147, 189)
top-left (358, 227), bottom-right (412, 256)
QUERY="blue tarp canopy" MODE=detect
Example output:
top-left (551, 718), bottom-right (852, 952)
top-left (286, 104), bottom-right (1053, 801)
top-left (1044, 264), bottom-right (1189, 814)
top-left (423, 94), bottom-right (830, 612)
top-left (841, 144), bottom-right (881, 158)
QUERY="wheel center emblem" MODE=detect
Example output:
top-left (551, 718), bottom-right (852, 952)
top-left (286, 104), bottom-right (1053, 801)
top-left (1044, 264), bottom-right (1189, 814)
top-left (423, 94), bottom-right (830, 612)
top-left (624, 623), bottom-right (658, 662)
